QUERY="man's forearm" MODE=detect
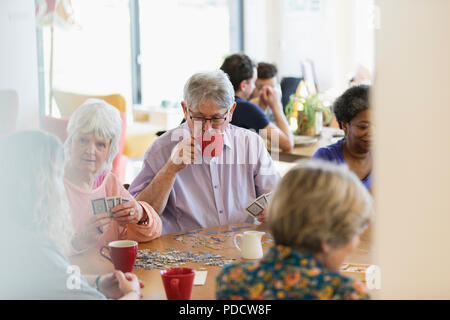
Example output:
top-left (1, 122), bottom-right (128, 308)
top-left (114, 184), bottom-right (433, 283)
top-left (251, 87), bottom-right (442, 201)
top-left (135, 162), bottom-right (178, 215)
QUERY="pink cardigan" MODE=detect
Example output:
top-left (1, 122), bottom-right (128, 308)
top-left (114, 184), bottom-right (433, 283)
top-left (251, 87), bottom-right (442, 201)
top-left (64, 172), bottom-right (162, 254)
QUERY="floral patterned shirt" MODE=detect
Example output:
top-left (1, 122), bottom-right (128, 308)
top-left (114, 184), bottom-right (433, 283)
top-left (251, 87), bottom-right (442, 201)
top-left (216, 245), bottom-right (369, 300)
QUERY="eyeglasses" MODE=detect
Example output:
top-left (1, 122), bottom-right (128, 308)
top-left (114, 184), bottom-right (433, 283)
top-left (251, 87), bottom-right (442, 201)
top-left (187, 108), bottom-right (230, 126)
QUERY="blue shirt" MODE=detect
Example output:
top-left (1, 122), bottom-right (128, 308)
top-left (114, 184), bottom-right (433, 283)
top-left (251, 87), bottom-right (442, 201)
top-left (312, 138), bottom-right (372, 189)
top-left (231, 96), bottom-right (270, 132)
top-left (129, 123), bottom-right (280, 235)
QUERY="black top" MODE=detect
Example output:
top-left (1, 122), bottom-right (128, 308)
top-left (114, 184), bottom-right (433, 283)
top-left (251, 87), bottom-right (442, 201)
top-left (230, 96), bottom-right (270, 132)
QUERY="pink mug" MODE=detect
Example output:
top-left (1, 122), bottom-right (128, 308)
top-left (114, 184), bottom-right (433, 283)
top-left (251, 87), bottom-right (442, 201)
top-left (201, 131), bottom-right (224, 157)
top-left (100, 240), bottom-right (138, 273)
top-left (161, 268), bottom-right (195, 300)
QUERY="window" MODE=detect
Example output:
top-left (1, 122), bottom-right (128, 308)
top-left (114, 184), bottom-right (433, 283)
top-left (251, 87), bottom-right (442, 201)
top-left (42, 0), bottom-right (132, 115)
top-left (138, 0), bottom-right (234, 106)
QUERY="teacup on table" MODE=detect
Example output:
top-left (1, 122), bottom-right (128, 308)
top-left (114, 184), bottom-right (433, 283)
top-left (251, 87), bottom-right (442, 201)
top-left (161, 267), bottom-right (195, 300)
top-left (100, 240), bottom-right (138, 273)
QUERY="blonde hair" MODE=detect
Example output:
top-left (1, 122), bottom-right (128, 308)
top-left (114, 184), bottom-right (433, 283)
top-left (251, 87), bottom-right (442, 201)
top-left (65, 99), bottom-right (122, 174)
top-left (267, 160), bottom-right (373, 254)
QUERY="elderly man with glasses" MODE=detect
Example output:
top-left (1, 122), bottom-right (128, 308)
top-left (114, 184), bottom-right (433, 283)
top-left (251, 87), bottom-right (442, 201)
top-left (129, 70), bottom-right (280, 235)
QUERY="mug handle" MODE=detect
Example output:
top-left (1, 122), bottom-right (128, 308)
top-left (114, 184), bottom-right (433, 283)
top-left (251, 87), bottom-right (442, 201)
top-left (100, 246), bottom-right (113, 263)
top-left (234, 234), bottom-right (242, 252)
top-left (170, 278), bottom-right (180, 300)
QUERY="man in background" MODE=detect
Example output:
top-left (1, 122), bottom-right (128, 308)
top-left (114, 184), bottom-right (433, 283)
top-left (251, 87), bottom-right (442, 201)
top-left (220, 54), bottom-right (293, 152)
top-left (250, 62), bottom-right (283, 123)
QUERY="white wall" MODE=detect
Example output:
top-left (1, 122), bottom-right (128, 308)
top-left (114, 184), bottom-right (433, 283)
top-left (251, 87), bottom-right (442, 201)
top-left (244, 0), bottom-right (375, 92)
top-left (373, 0), bottom-right (450, 299)
top-left (0, 0), bottom-right (40, 130)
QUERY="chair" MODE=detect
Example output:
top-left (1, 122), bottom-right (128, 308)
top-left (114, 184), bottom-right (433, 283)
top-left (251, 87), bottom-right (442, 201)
top-left (0, 89), bottom-right (19, 135)
top-left (48, 90), bottom-right (128, 183)
top-left (280, 77), bottom-right (302, 114)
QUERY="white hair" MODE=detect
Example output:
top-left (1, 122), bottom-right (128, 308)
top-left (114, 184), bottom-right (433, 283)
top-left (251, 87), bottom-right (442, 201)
top-left (65, 99), bottom-right (122, 174)
top-left (0, 130), bottom-right (74, 255)
top-left (183, 70), bottom-right (235, 111)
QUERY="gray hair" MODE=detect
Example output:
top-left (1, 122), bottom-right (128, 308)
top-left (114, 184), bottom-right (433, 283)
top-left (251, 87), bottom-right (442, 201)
top-left (267, 160), bottom-right (373, 254)
top-left (0, 130), bottom-right (74, 255)
top-left (64, 99), bottom-right (122, 174)
top-left (183, 70), bottom-right (235, 111)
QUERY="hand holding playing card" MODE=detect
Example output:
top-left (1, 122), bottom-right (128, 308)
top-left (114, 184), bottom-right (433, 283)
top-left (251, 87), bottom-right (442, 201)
top-left (72, 212), bottom-right (111, 251)
top-left (257, 209), bottom-right (266, 223)
top-left (110, 198), bottom-right (145, 226)
top-left (245, 192), bottom-right (272, 222)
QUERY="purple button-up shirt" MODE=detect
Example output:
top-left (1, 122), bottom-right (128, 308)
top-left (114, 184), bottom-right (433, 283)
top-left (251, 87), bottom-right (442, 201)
top-left (129, 123), bottom-right (280, 235)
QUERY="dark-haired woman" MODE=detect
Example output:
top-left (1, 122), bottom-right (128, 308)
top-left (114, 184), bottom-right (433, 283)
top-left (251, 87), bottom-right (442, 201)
top-left (312, 85), bottom-right (372, 190)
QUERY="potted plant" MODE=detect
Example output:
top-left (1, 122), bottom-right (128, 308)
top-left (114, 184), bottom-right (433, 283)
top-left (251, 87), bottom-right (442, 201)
top-left (285, 90), bottom-right (332, 137)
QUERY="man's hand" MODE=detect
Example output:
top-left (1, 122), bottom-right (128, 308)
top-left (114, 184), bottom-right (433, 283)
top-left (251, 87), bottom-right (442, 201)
top-left (260, 86), bottom-right (281, 111)
top-left (167, 136), bottom-right (201, 172)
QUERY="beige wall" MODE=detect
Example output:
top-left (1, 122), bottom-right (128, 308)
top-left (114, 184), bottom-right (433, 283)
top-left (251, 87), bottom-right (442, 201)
top-left (374, 0), bottom-right (450, 299)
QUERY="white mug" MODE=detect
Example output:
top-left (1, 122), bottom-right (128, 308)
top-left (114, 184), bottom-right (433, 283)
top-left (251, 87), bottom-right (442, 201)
top-left (233, 231), bottom-right (265, 259)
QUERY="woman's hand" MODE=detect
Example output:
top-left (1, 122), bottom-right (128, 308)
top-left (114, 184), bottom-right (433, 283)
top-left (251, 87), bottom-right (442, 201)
top-left (72, 212), bottom-right (111, 250)
top-left (111, 200), bottom-right (145, 226)
top-left (98, 271), bottom-right (143, 300)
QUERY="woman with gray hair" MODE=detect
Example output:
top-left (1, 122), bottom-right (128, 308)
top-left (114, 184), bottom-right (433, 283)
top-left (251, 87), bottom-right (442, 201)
top-left (64, 99), bottom-right (161, 253)
top-left (216, 160), bottom-right (373, 300)
top-left (0, 130), bottom-right (143, 299)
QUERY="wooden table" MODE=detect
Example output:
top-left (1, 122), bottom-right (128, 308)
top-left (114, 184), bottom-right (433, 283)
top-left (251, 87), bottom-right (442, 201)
top-left (69, 222), bottom-right (371, 300)
top-left (270, 127), bottom-right (345, 162)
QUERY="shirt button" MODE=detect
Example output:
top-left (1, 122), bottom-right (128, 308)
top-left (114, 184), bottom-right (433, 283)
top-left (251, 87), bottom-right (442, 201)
top-left (219, 210), bottom-right (223, 214)
top-left (214, 185), bottom-right (218, 189)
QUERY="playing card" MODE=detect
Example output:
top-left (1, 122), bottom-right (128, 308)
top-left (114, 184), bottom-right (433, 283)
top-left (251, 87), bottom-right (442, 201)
top-left (245, 201), bottom-right (265, 218)
top-left (115, 197), bottom-right (122, 206)
top-left (106, 197), bottom-right (115, 212)
top-left (91, 197), bottom-right (108, 215)
top-left (122, 198), bottom-right (130, 203)
top-left (194, 270), bottom-right (208, 286)
top-left (264, 192), bottom-right (273, 203)
top-left (255, 194), bottom-right (268, 209)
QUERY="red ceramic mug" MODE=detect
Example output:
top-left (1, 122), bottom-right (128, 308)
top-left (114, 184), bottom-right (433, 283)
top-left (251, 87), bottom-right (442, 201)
top-left (201, 131), bottom-right (224, 157)
top-left (100, 240), bottom-right (138, 273)
top-left (160, 268), bottom-right (195, 300)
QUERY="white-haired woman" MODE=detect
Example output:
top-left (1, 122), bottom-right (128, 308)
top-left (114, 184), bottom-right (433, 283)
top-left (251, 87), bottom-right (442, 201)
top-left (0, 130), bottom-right (142, 299)
top-left (64, 99), bottom-right (161, 253)
top-left (216, 160), bottom-right (373, 300)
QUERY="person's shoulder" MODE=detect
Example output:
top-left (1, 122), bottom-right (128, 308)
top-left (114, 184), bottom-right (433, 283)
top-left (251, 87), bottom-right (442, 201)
top-left (217, 260), bottom-right (255, 279)
top-left (312, 138), bottom-right (344, 161)
top-left (320, 270), bottom-right (370, 300)
top-left (227, 124), bottom-right (266, 146)
top-left (236, 98), bottom-right (267, 116)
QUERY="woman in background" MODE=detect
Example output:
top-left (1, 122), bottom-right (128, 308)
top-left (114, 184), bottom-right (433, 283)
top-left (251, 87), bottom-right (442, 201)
top-left (312, 85), bottom-right (372, 190)
top-left (216, 160), bottom-right (373, 300)
top-left (0, 130), bottom-right (142, 299)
